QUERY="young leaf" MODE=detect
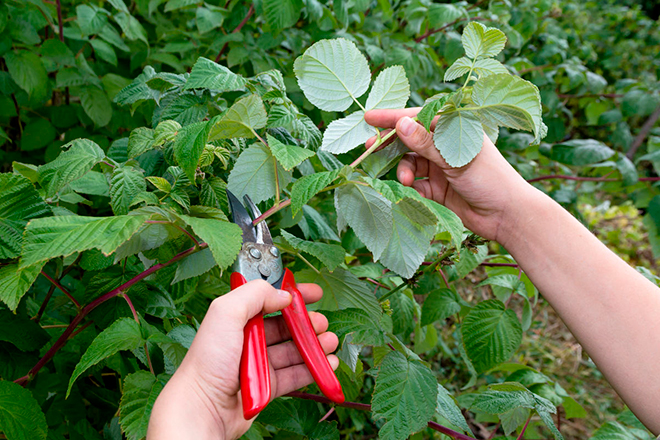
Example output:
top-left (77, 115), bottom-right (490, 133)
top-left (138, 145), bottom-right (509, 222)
top-left (320, 111), bottom-right (374, 153)
top-left (365, 65), bottom-right (410, 110)
top-left (38, 139), bottom-right (106, 197)
top-left (128, 127), bottom-right (155, 159)
top-left (444, 57), bottom-right (472, 82)
top-left (421, 288), bottom-right (463, 326)
top-left (372, 350), bottom-right (438, 440)
top-left (4, 50), bottom-right (48, 100)
top-left (280, 230), bottom-right (345, 271)
top-left (110, 165), bottom-right (147, 215)
top-left (290, 169), bottom-right (340, 215)
top-left (119, 371), bottom-right (169, 440)
top-left (0, 174), bottom-right (51, 259)
top-left (184, 57), bottom-right (247, 91)
top-left (267, 134), bottom-right (315, 171)
top-left (227, 143), bottom-right (291, 204)
top-left (436, 384), bottom-right (474, 435)
top-left (324, 308), bottom-right (385, 345)
top-left (173, 121), bottom-right (210, 181)
top-left (335, 182), bottom-right (393, 260)
top-left (433, 110), bottom-right (484, 167)
top-left (154, 120), bottom-right (182, 146)
top-left (0, 381), bottom-right (48, 440)
top-left (179, 216), bottom-right (242, 269)
top-left (0, 263), bottom-right (45, 312)
top-left (461, 299), bottom-right (522, 373)
top-left (20, 214), bottom-right (150, 269)
top-left (263, 0), bottom-right (302, 31)
top-left (208, 94), bottom-right (267, 140)
top-left (461, 22), bottom-right (507, 59)
top-left (146, 176), bottom-right (171, 193)
top-left (294, 38), bottom-right (371, 112)
top-left (67, 318), bottom-right (145, 396)
top-left (473, 58), bottom-right (508, 76)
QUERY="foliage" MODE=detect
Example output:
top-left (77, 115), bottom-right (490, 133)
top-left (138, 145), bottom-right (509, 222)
top-left (1, 0), bottom-right (659, 439)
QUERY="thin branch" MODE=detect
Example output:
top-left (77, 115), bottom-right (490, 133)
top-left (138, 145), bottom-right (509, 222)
top-left (55, 0), bottom-right (64, 42)
top-left (11, 94), bottom-right (22, 135)
top-left (527, 174), bottom-right (660, 183)
top-left (361, 277), bottom-right (391, 290)
top-left (481, 262), bottom-right (519, 268)
top-left (438, 266), bottom-right (450, 288)
top-left (15, 244), bottom-right (207, 386)
top-left (252, 199), bottom-right (291, 225)
top-left (319, 407), bottom-right (335, 422)
top-left (122, 292), bottom-right (155, 375)
top-left (516, 414), bottom-right (532, 440)
top-left (287, 391), bottom-right (477, 440)
top-left (40, 270), bottom-right (81, 308)
top-left (215, 5), bottom-right (255, 62)
top-left (627, 106), bottom-right (660, 160)
top-left (34, 282), bottom-right (56, 323)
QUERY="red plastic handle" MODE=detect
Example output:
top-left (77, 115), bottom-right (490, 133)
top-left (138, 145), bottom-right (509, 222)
top-left (232, 272), bottom-right (271, 420)
top-left (280, 269), bottom-right (345, 403)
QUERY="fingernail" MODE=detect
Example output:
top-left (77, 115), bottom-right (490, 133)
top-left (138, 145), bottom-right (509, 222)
top-left (397, 170), bottom-right (405, 182)
top-left (399, 117), bottom-right (416, 136)
top-left (277, 290), bottom-right (291, 300)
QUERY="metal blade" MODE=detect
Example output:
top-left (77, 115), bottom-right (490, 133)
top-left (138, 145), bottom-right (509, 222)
top-left (226, 190), bottom-right (257, 243)
top-left (243, 195), bottom-right (273, 245)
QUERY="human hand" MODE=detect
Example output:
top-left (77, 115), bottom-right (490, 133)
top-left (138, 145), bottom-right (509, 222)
top-left (365, 108), bottom-right (536, 244)
top-left (147, 280), bottom-right (339, 440)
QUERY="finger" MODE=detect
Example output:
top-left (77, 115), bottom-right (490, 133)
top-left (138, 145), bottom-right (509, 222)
top-left (268, 332), bottom-right (339, 370)
top-left (296, 283), bottom-right (323, 304)
top-left (264, 311), bottom-right (329, 345)
top-left (396, 116), bottom-right (450, 169)
top-left (210, 279), bottom-right (292, 326)
top-left (364, 108), bottom-right (421, 128)
top-left (397, 153), bottom-right (430, 186)
top-left (271, 355), bottom-right (340, 399)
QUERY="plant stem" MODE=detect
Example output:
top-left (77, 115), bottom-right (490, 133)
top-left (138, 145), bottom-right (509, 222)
top-left (215, 5), bottom-right (254, 62)
top-left (287, 391), bottom-right (477, 440)
top-left (297, 252), bottom-right (320, 274)
top-left (15, 244), bottom-right (207, 386)
top-left (627, 105), bottom-right (660, 160)
top-left (515, 414), bottom-right (532, 440)
top-left (40, 270), bottom-right (81, 308)
top-left (481, 262), bottom-right (519, 267)
top-left (55, 0), bottom-right (64, 42)
top-left (123, 292), bottom-right (155, 375)
top-left (527, 174), bottom-right (660, 183)
top-left (252, 199), bottom-right (291, 225)
top-left (350, 127), bottom-right (400, 168)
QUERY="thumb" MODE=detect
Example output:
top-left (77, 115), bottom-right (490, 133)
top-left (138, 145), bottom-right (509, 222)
top-left (396, 117), bottom-right (450, 170)
top-left (211, 279), bottom-right (292, 326)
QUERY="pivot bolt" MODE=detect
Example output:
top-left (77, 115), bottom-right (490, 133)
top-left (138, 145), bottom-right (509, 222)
top-left (258, 263), bottom-right (272, 277)
top-left (249, 248), bottom-right (262, 260)
top-left (270, 246), bottom-right (280, 257)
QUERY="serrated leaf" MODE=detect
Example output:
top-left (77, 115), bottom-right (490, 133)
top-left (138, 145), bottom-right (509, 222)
top-left (257, 398), bottom-right (339, 438)
top-left (335, 182), bottom-right (393, 260)
top-left (119, 371), bottom-right (169, 440)
top-left (434, 110), bottom-right (484, 167)
top-left (114, 12), bottom-right (148, 45)
top-left (199, 177), bottom-right (228, 212)
top-left (296, 267), bottom-right (381, 319)
top-left (179, 216), bottom-right (242, 269)
top-left (325, 308), bottom-right (385, 345)
top-left (290, 170), bottom-right (339, 215)
top-left (184, 57), bottom-right (247, 91)
top-left (421, 288), bottom-right (463, 326)
top-left (0, 381), bottom-right (47, 440)
top-left (294, 38), bottom-right (371, 112)
top-left (267, 134), bottom-right (315, 171)
top-left (366, 66), bottom-right (410, 110)
top-left (417, 94), bottom-right (454, 132)
top-left (361, 139), bottom-right (408, 178)
top-left (110, 166), bottom-right (146, 215)
top-left (461, 299), bottom-right (522, 373)
top-left (38, 139), bottom-right (106, 197)
top-left (154, 120), bottom-right (181, 146)
top-left (146, 176), bottom-right (171, 193)
top-left (372, 350), bottom-right (438, 440)
top-left (590, 421), bottom-right (636, 440)
top-left (113, 221), bottom-right (182, 262)
top-left (320, 111), bottom-right (374, 154)
top-left (20, 214), bottom-right (150, 269)
top-left (77, 4), bottom-right (109, 36)
top-left (263, 0), bottom-right (302, 31)
top-left (436, 384), bottom-right (473, 435)
top-left (0, 174), bottom-right (51, 259)
top-left (540, 139), bottom-right (614, 166)
top-left (0, 263), bottom-right (45, 311)
top-left (470, 389), bottom-right (536, 414)
top-left (4, 50), bottom-right (48, 101)
top-left (280, 230), bottom-right (344, 271)
top-left (172, 247), bottom-right (216, 284)
top-left (196, 6), bottom-right (224, 33)
top-left (113, 66), bottom-right (161, 106)
top-left (67, 318), bottom-right (144, 396)
top-left (227, 143), bottom-right (291, 204)
top-left (444, 57), bottom-right (472, 82)
top-left (462, 22), bottom-right (507, 59)
top-left (173, 121), bottom-right (210, 181)
top-left (473, 58), bottom-right (508, 77)
top-left (70, 171), bottom-right (110, 196)
top-left (208, 95), bottom-right (267, 140)
top-left (128, 127), bottom-right (155, 159)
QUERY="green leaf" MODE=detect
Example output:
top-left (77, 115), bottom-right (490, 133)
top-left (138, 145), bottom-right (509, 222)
top-left (419, 198), bottom-right (464, 251)
top-left (267, 134), bottom-right (315, 171)
top-left (461, 22), bottom-right (507, 59)
top-left (70, 171), bottom-right (110, 196)
top-left (428, 3), bottom-right (465, 28)
top-left (0, 307), bottom-right (49, 352)
top-left (540, 139), bottom-right (615, 166)
top-left (164, 0), bottom-right (199, 12)
top-left (114, 12), bottom-right (148, 46)
top-left (67, 318), bottom-right (144, 396)
top-left (263, 0), bottom-right (303, 31)
top-left (154, 120), bottom-right (181, 146)
top-left (324, 308), bottom-right (385, 345)
top-left (361, 139), bottom-right (408, 179)
top-left (0, 381), bottom-right (47, 440)
top-left (335, 182), bottom-right (393, 260)
top-left (76, 4), bottom-right (108, 36)
top-left (461, 299), bottom-right (522, 373)
top-left (173, 121), bottom-right (210, 181)
top-left (19, 119), bottom-right (56, 151)
top-left (290, 170), bottom-right (339, 215)
top-left (208, 95), bottom-right (267, 140)
top-left (433, 110), bottom-right (484, 168)
top-left (421, 288), bottom-right (463, 326)
top-left (470, 389), bottom-right (536, 414)
top-left (294, 38), bottom-right (371, 112)
top-left (280, 230), bottom-right (345, 271)
top-left (0, 174), bottom-right (51, 259)
top-left (119, 371), bottom-right (169, 440)
top-left (113, 221), bottom-right (182, 262)
top-left (196, 6), bottom-right (225, 33)
top-left (184, 57), bottom-right (247, 92)
top-left (590, 422), bottom-right (637, 440)
top-left (0, 263), bottom-right (45, 312)
top-left (179, 216), bottom-right (242, 269)
top-left (473, 58), bottom-right (509, 76)
top-left (4, 50), bottom-right (48, 100)
top-left (90, 39), bottom-right (117, 66)
top-left (172, 247), bottom-right (216, 283)
top-left (365, 66), bottom-right (410, 110)
top-left (436, 384), bottom-right (473, 435)
top-left (372, 350), bottom-right (438, 440)
top-left (38, 139), bottom-right (106, 197)
top-left (20, 214), bottom-right (150, 269)
top-left (320, 111), bottom-right (374, 154)
top-left (444, 57), bottom-right (472, 82)
top-left (199, 177), bottom-right (228, 212)
top-left (257, 398), bottom-right (339, 438)
top-left (110, 166), bottom-right (147, 215)
top-left (128, 127), bottom-right (155, 159)
top-left (296, 267), bottom-right (381, 319)
top-left (227, 143), bottom-right (291, 204)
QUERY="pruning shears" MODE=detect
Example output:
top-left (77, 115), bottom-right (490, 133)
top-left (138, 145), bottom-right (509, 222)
top-left (226, 190), bottom-right (345, 419)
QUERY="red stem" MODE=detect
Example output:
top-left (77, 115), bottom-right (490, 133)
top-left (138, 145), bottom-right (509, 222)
top-left (55, 0), bottom-right (64, 42)
top-left (253, 199), bottom-right (291, 225)
top-left (215, 5), bottom-right (255, 62)
top-left (287, 391), bottom-right (477, 440)
top-left (40, 270), bottom-right (81, 308)
top-left (15, 244), bottom-right (206, 385)
top-left (516, 414), bottom-right (532, 440)
top-left (122, 293), bottom-right (155, 375)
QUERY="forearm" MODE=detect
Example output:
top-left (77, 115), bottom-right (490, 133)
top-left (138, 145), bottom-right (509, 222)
top-left (498, 186), bottom-right (660, 434)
